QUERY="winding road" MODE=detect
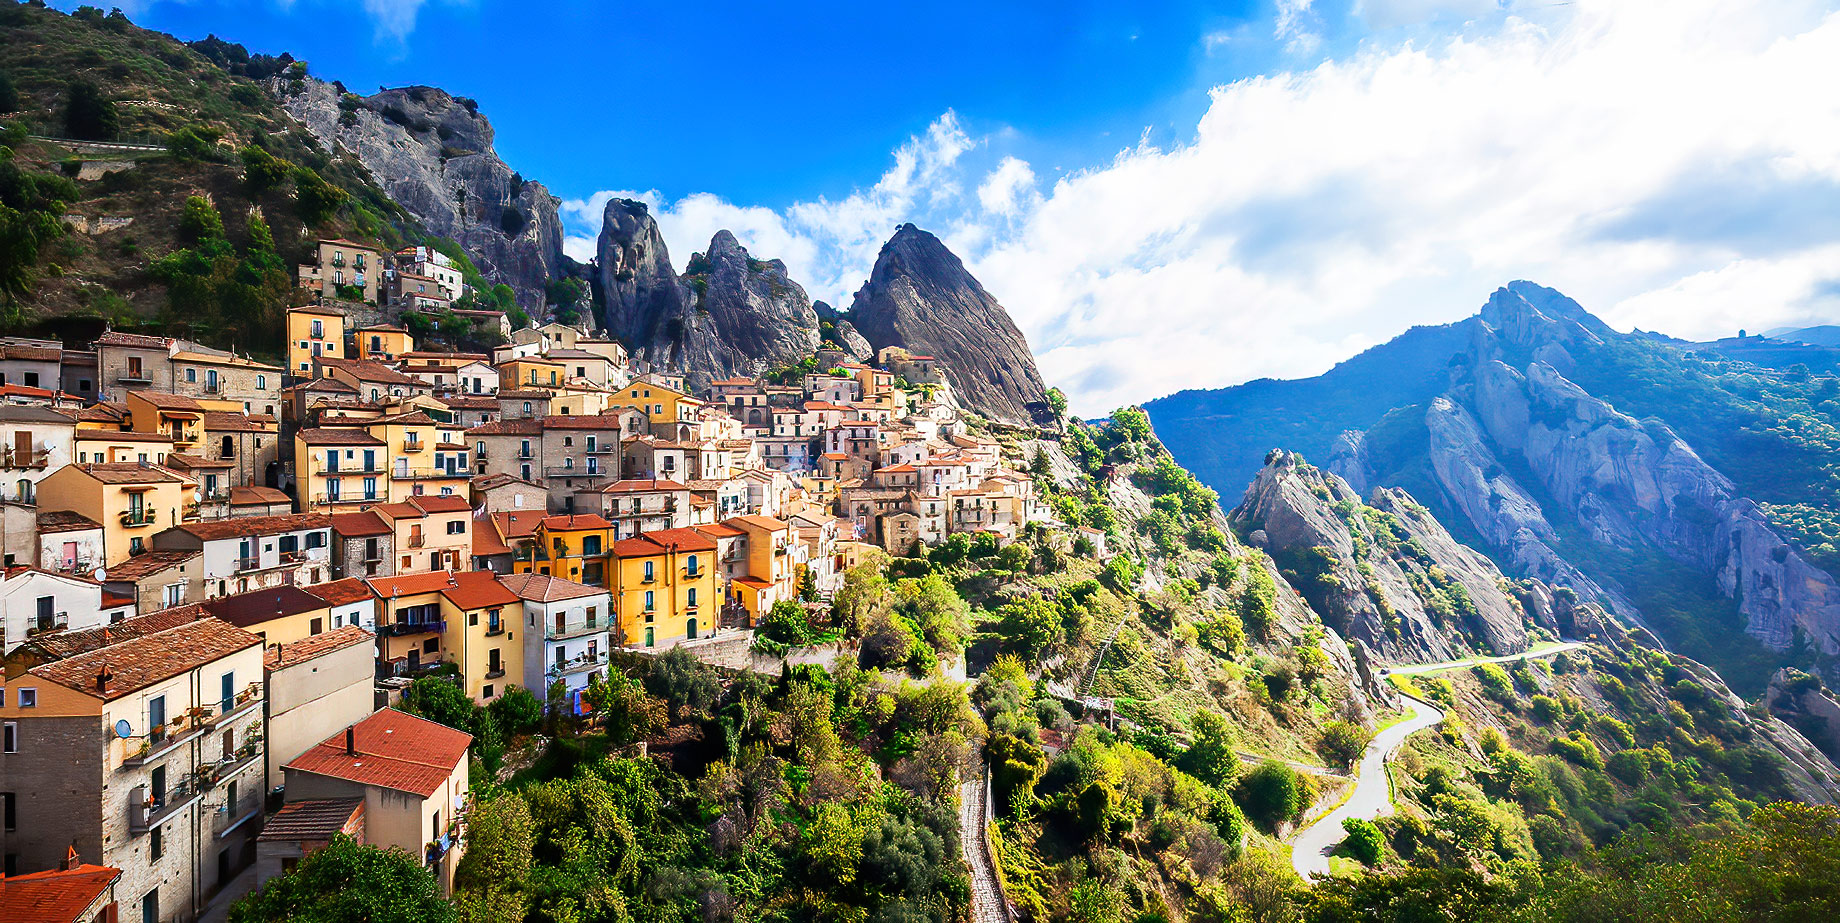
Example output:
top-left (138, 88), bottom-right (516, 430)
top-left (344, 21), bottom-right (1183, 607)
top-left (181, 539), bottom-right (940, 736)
top-left (1289, 641), bottom-right (1584, 879)
top-left (960, 770), bottom-right (1008, 923)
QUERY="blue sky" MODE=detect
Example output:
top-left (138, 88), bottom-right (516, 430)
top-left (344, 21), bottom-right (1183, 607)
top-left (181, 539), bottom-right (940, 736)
top-left (73, 1), bottom-right (1840, 414)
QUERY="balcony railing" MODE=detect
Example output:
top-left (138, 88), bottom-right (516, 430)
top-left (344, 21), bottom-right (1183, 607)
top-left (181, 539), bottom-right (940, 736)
top-left (407, 534), bottom-right (426, 548)
top-left (402, 439), bottom-right (424, 453)
top-left (546, 651), bottom-right (607, 677)
top-left (26, 612), bottom-right (68, 636)
top-left (484, 668), bottom-right (506, 679)
top-left (0, 447), bottom-right (49, 469)
top-left (314, 458), bottom-right (379, 474)
top-left (484, 623), bottom-right (505, 637)
top-left (547, 620), bottom-right (605, 641)
top-left (203, 380), bottom-right (222, 394)
top-left (380, 619), bottom-right (445, 637)
top-left (120, 508), bottom-right (157, 527)
top-left (129, 779), bottom-right (202, 835)
top-left (312, 493), bottom-right (376, 506)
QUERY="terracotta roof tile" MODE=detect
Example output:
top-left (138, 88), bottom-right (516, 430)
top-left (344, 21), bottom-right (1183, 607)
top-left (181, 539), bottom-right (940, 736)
top-left (497, 573), bottom-right (607, 603)
top-left (37, 510), bottom-right (101, 533)
top-left (297, 428), bottom-right (386, 446)
top-left (601, 478), bottom-right (688, 493)
top-left (16, 605), bottom-right (210, 661)
top-left (285, 708), bottom-right (470, 798)
top-left (71, 462), bottom-right (184, 484)
top-left (173, 513), bottom-right (329, 541)
top-left (105, 550), bottom-right (199, 580)
top-left (491, 510), bottom-right (545, 540)
top-left (540, 513), bottom-right (610, 531)
top-left (441, 570), bottom-right (519, 609)
top-left (304, 577), bottom-right (375, 607)
top-left (331, 511), bottom-right (392, 537)
top-left (203, 586), bottom-right (327, 627)
top-left (366, 571), bottom-right (463, 599)
top-left (31, 617), bottom-right (261, 700)
top-left (0, 864), bottom-right (122, 923)
top-left (230, 486), bottom-right (292, 506)
top-left (265, 626), bottom-right (373, 670)
top-left (256, 798), bottom-right (364, 842)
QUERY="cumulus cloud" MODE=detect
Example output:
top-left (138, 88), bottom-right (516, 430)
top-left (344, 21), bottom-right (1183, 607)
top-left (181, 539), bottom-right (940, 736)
top-left (562, 0), bottom-right (1840, 416)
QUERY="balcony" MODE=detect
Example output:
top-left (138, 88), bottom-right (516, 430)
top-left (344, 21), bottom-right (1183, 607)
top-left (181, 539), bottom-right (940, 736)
top-left (119, 508), bottom-right (157, 528)
top-left (546, 650), bottom-right (607, 677)
top-left (119, 372), bottom-right (154, 386)
top-left (0, 447), bottom-right (49, 469)
top-left (26, 612), bottom-right (69, 636)
top-left (394, 468), bottom-right (460, 480)
top-left (312, 493), bottom-right (375, 507)
top-left (407, 534), bottom-right (426, 548)
top-left (402, 439), bottom-right (424, 454)
top-left (483, 624), bottom-right (505, 637)
top-left (380, 619), bottom-right (445, 637)
top-left (203, 380), bottom-right (222, 394)
top-left (547, 620), bottom-right (606, 641)
top-left (129, 779), bottom-right (203, 835)
top-left (484, 668), bottom-right (506, 679)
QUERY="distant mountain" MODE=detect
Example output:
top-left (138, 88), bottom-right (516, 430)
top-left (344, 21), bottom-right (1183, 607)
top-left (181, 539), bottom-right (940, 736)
top-left (1769, 325), bottom-right (1840, 348)
top-left (848, 224), bottom-right (1051, 426)
top-left (1151, 282), bottom-right (1840, 692)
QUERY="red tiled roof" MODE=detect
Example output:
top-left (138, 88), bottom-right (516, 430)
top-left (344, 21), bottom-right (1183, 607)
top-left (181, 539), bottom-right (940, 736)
top-left (465, 419), bottom-right (542, 436)
top-left (612, 528), bottom-right (716, 556)
top-left (30, 618), bottom-right (261, 701)
top-left (540, 513), bottom-right (610, 531)
top-left (0, 864), bottom-right (121, 923)
top-left (172, 513), bottom-right (329, 541)
top-left (497, 573), bottom-right (606, 603)
top-left (285, 708), bottom-right (471, 798)
top-left (297, 428), bottom-right (386, 446)
top-left (203, 586), bottom-right (327, 627)
top-left (16, 605), bottom-right (210, 661)
top-left (472, 514), bottom-right (512, 556)
top-left (409, 495), bottom-right (472, 514)
top-left (69, 462), bottom-right (183, 484)
top-left (256, 798), bottom-right (364, 842)
top-left (305, 577), bottom-right (375, 607)
top-left (491, 510), bottom-right (545, 540)
top-left (38, 510), bottom-right (101, 533)
top-left (725, 514), bottom-right (789, 532)
top-left (265, 625), bottom-right (373, 670)
top-left (331, 511), bottom-right (392, 537)
top-left (601, 478), bottom-right (687, 493)
top-left (366, 571), bottom-right (462, 599)
top-left (230, 486), bottom-right (292, 506)
top-left (104, 550), bottom-right (199, 580)
top-left (540, 413), bottom-right (627, 430)
top-left (441, 570), bottom-right (518, 610)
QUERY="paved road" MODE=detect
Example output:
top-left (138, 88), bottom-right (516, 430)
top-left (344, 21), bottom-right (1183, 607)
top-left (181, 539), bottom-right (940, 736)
top-left (1289, 642), bottom-right (1585, 879)
top-left (959, 772), bottom-right (1007, 923)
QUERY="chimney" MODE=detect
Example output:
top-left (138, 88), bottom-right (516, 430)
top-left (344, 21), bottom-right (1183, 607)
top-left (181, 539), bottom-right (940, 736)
top-left (345, 726), bottom-right (357, 757)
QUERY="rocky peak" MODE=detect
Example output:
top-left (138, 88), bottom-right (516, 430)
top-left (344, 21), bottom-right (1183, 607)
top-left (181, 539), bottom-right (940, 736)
top-left (594, 212), bottom-right (819, 391)
top-left (276, 77), bottom-right (564, 309)
top-left (848, 224), bottom-right (1050, 425)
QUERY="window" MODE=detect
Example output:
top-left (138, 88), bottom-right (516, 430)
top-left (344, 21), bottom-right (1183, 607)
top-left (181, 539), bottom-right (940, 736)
top-left (151, 825), bottom-right (163, 860)
top-left (686, 554), bottom-right (699, 576)
top-left (311, 319), bottom-right (324, 338)
top-left (643, 560), bottom-right (654, 581)
top-left (687, 587), bottom-right (697, 608)
top-left (564, 436), bottom-right (573, 447)
top-left (2, 722), bottom-right (14, 753)
top-left (21, 372), bottom-right (36, 388)
top-left (186, 368), bottom-right (197, 383)
top-left (306, 531), bottom-right (326, 549)
top-left (16, 688), bottom-right (34, 708)
top-left (257, 375), bottom-right (267, 390)
top-left (447, 520), bottom-right (465, 535)
top-left (310, 617), bottom-right (323, 635)
top-left (644, 590), bottom-right (654, 611)
top-left (483, 684), bottom-right (494, 699)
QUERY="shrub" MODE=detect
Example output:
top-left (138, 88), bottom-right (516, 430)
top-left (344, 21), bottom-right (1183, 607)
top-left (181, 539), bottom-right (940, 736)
top-left (240, 145), bottom-right (292, 191)
top-left (1316, 720), bottom-right (1373, 770)
top-left (292, 166), bottom-right (348, 225)
top-left (1235, 760), bottom-right (1305, 831)
top-left (1342, 817), bottom-right (1384, 865)
top-left (63, 80), bottom-right (117, 141)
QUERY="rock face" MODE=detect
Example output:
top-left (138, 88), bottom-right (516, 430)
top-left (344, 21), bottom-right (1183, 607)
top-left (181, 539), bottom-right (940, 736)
top-left (1232, 450), bottom-right (1546, 663)
top-left (814, 301), bottom-right (873, 360)
top-left (593, 201), bottom-right (819, 391)
top-left (278, 78), bottom-right (564, 308)
top-left (847, 224), bottom-right (1050, 425)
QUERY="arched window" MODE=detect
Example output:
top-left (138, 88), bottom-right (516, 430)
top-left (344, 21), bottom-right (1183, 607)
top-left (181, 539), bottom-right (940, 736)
top-left (686, 554), bottom-right (699, 576)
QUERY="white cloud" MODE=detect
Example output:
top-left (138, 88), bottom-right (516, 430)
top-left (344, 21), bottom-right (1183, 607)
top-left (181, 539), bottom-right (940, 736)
top-left (977, 157), bottom-right (1038, 217)
top-left (562, 0), bottom-right (1840, 417)
top-left (361, 0), bottom-right (430, 42)
top-left (1275, 0), bottom-right (1322, 53)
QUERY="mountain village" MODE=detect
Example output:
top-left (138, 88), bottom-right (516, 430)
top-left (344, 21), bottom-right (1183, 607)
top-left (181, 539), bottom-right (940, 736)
top-left (0, 236), bottom-right (1053, 922)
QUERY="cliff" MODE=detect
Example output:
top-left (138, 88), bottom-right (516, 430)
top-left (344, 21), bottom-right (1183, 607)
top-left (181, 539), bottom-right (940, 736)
top-left (278, 78), bottom-right (565, 308)
top-left (847, 224), bottom-right (1050, 425)
top-left (593, 201), bottom-right (820, 390)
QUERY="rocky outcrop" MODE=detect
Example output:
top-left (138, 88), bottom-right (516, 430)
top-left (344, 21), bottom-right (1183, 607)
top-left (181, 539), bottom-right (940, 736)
top-left (1232, 451), bottom-right (1540, 663)
top-left (847, 224), bottom-right (1050, 425)
top-left (593, 203), bottom-right (820, 390)
top-left (815, 302), bottom-right (873, 360)
top-left (277, 78), bottom-right (563, 308)
top-left (1767, 668), bottom-right (1840, 763)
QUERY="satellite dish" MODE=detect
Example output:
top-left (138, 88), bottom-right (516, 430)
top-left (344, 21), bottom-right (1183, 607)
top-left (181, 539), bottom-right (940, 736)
top-left (115, 719), bottom-right (133, 739)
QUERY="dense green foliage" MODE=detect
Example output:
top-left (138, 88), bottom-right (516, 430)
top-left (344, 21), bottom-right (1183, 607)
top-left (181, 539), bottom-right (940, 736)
top-left (229, 834), bottom-right (455, 923)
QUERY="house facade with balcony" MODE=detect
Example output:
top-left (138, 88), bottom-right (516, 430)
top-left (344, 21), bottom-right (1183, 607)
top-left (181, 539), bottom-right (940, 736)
top-left (0, 567), bottom-right (127, 654)
top-left (167, 350), bottom-right (283, 417)
top-left (286, 304), bottom-right (348, 377)
top-left (293, 428), bottom-right (389, 510)
top-left (0, 405), bottom-right (75, 505)
top-left (370, 495), bottom-right (471, 575)
top-left (281, 708), bottom-right (470, 895)
top-left (514, 513), bottom-right (611, 586)
top-left (609, 528), bottom-right (717, 650)
top-left (596, 478), bottom-right (692, 539)
top-left (0, 616), bottom-right (266, 923)
top-left (366, 571), bottom-right (461, 678)
top-left (502, 573), bottom-right (612, 702)
top-left (37, 463), bottom-right (194, 567)
top-left (297, 239), bottom-right (382, 304)
top-left (437, 571), bottom-right (522, 704)
top-left (150, 513), bottom-right (333, 598)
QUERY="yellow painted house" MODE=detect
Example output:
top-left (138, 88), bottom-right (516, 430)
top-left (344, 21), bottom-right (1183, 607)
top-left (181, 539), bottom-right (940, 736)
top-left (606, 381), bottom-right (704, 427)
top-left (498, 357), bottom-right (565, 391)
top-left (355, 324), bottom-right (415, 362)
top-left (515, 513), bottom-right (612, 586)
top-left (294, 427), bottom-right (389, 510)
top-left (287, 304), bottom-right (348, 375)
top-left (37, 462), bottom-right (195, 565)
top-left (609, 527), bottom-right (718, 648)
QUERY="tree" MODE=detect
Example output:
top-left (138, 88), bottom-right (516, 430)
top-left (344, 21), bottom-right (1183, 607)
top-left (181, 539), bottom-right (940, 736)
top-left (0, 70), bottom-right (18, 115)
top-left (177, 195), bottom-right (225, 246)
top-left (581, 669), bottom-right (664, 745)
top-left (0, 149), bottom-right (77, 307)
top-left (228, 834), bottom-right (455, 923)
top-left (1342, 817), bottom-right (1383, 865)
top-left (1180, 709), bottom-right (1241, 787)
top-left (1045, 387), bottom-right (1069, 418)
top-left (398, 679), bottom-right (474, 732)
top-left (645, 646), bottom-right (721, 721)
top-left (455, 795), bottom-right (533, 891)
top-left (1235, 760), bottom-right (1305, 832)
top-left (1316, 720), bottom-right (1371, 771)
top-left (63, 80), bottom-right (117, 141)
top-left (241, 145), bottom-right (293, 192)
top-left (758, 599), bottom-right (816, 646)
top-left (487, 684), bottom-right (542, 736)
top-left (293, 165), bottom-right (348, 225)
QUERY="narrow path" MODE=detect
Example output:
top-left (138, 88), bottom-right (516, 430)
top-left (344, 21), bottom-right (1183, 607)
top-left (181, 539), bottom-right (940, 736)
top-left (960, 770), bottom-right (1007, 923)
top-left (1289, 641), bottom-right (1584, 879)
